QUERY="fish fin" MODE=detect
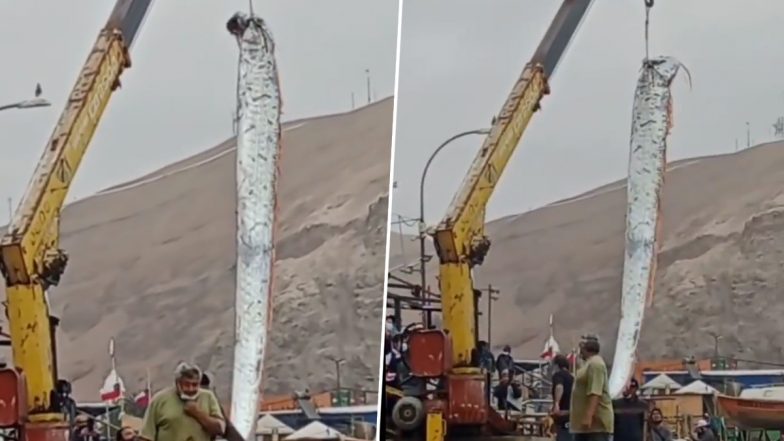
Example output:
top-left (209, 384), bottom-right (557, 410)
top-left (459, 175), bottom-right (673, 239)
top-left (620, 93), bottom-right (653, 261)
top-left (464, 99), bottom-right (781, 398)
top-left (668, 57), bottom-right (693, 89)
top-left (678, 61), bottom-right (694, 90)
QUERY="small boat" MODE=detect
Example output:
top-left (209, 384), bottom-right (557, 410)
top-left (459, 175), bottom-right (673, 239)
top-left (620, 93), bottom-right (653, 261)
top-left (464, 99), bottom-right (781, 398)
top-left (717, 394), bottom-right (784, 429)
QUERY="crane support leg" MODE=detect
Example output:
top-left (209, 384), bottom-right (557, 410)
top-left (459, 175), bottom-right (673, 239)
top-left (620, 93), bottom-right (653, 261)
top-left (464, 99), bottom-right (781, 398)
top-left (426, 412), bottom-right (446, 441)
top-left (6, 284), bottom-right (57, 418)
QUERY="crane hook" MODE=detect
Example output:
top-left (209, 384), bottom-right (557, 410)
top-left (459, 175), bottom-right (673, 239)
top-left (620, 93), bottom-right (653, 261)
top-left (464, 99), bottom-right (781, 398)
top-left (645, 0), bottom-right (654, 7)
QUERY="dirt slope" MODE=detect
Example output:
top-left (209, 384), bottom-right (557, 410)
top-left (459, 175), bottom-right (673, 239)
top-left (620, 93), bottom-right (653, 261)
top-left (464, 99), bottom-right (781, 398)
top-left (390, 141), bottom-right (784, 364)
top-left (1, 97), bottom-right (392, 401)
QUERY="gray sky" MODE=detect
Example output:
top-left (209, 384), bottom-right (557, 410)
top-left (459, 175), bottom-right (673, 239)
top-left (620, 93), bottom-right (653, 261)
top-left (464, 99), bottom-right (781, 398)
top-left (392, 0), bottom-right (784, 226)
top-left (0, 0), bottom-right (398, 221)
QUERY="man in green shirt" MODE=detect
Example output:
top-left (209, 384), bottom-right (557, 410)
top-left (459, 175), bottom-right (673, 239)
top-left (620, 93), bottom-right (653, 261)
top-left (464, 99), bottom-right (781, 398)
top-left (140, 362), bottom-right (226, 441)
top-left (569, 335), bottom-right (614, 441)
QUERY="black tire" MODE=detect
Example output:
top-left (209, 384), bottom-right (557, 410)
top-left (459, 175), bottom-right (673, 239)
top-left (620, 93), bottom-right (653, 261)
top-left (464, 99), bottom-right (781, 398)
top-left (391, 396), bottom-right (425, 431)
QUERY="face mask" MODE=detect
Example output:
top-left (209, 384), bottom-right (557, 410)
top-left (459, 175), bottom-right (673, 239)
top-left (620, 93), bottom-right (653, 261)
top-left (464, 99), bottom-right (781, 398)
top-left (386, 322), bottom-right (395, 333)
top-left (177, 385), bottom-right (201, 401)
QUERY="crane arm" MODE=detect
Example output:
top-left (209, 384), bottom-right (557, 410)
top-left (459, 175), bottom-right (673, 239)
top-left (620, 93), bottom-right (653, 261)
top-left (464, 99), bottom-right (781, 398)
top-left (432, 0), bottom-right (593, 366)
top-left (0, 0), bottom-right (153, 417)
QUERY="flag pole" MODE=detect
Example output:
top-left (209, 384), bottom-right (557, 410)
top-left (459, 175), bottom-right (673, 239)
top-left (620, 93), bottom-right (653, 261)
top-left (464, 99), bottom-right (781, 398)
top-left (548, 314), bottom-right (554, 340)
top-left (109, 337), bottom-right (118, 440)
top-left (104, 337), bottom-right (117, 440)
top-left (146, 367), bottom-right (152, 395)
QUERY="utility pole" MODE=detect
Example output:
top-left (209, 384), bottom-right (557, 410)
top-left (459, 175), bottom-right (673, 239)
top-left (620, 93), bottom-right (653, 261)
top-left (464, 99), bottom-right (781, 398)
top-left (329, 357), bottom-right (346, 403)
top-left (365, 69), bottom-right (371, 104)
top-left (486, 285), bottom-right (500, 347)
top-left (351, 92), bottom-right (355, 110)
top-left (6, 197), bottom-right (11, 224)
top-left (746, 122), bottom-right (751, 148)
top-left (735, 138), bottom-right (738, 152)
top-left (710, 333), bottom-right (722, 358)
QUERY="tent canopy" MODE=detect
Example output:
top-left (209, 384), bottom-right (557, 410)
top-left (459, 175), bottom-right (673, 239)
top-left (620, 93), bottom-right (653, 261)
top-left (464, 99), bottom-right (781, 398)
top-left (641, 373), bottom-right (682, 391)
top-left (674, 380), bottom-right (719, 395)
top-left (286, 421), bottom-right (342, 440)
top-left (256, 414), bottom-right (294, 435)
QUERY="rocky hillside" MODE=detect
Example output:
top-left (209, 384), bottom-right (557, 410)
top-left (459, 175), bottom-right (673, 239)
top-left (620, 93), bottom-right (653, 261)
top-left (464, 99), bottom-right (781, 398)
top-left (390, 141), bottom-right (784, 364)
top-left (1, 97), bottom-right (392, 401)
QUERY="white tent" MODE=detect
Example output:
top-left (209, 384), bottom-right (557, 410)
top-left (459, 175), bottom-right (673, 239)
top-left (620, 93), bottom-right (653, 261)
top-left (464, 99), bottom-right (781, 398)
top-left (674, 380), bottom-right (718, 395)
top-left (256, 414), bottom-right (294, 436)
top-left (641, 374), bottom-right (682, 391)
top-left (286, 421), bottom-right (342, 440)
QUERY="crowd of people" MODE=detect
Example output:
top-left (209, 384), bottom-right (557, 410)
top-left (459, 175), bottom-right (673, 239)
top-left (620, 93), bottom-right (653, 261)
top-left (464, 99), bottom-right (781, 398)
top-left (384, 318), bottom-right (721, 441)
top-left (548, 334), bottom-right (718, 441)
top-left (73, 362), bottom-right (233, 441)
top-left (71, 413), bottom-right (141, 441)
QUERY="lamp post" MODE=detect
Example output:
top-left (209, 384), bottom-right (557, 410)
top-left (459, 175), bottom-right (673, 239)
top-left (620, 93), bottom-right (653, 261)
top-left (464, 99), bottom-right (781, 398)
top-left (418, 128), bottom-right (491, 327)
top-left (709, 332), bottom-right (723, 358)
top-left (0, 97), bottom-right (51, 112)
top-left (328, 356), bottom-right (346, 403)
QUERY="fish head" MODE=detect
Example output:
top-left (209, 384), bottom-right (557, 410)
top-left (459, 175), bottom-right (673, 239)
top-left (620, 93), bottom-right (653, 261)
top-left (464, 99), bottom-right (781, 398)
top-left (643, 56), bottom-right (692, 88)
top-left (227, 12), bottom-right (275, 51)
top-left (226, 12), bottom-right (250, 37)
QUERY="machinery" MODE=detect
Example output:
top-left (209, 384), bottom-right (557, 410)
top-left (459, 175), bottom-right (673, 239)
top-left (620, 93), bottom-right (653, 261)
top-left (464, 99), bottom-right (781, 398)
top-left (390, 1), bottom-right (594, 439)
top-left (0, 1), bottom-right (153, 439)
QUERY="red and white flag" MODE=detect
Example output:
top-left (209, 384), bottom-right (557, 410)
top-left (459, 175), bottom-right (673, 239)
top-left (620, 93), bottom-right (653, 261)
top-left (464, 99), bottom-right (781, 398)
top-left (540, 335), bottom-right (561, 360)
top-left (540, 314), bottom-right (561, 361)
top-left (100, 368), bottom-right (125, 403)
top-left (134, 389), bottom-right (150, 408)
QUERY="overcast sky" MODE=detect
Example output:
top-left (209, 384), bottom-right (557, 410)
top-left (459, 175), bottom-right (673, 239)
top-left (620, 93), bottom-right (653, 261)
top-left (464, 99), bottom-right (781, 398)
top-left (392, 0), bottom-right (784, 226)
top-left (0, 0), bottom-right (398, 222)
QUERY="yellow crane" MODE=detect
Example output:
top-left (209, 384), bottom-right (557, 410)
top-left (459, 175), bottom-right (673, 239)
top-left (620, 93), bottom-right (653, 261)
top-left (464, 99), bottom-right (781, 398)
top-left (406, 1), bottom-right (595, 439)
top-left (434, 0), bottom-right (594, 369)
top-left (0, 0), bottom-right (153, 429)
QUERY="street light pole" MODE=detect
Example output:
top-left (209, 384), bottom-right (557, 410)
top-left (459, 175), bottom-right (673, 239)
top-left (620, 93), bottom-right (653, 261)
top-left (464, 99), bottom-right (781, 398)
top-left (0, 98), bottom-right (51, 112)
top-left (709, 333), bottom-right (723, 358)
top-left (329, 357), bottom-right (346, 401)
top-left (418, 128), bottom-right (491, 327)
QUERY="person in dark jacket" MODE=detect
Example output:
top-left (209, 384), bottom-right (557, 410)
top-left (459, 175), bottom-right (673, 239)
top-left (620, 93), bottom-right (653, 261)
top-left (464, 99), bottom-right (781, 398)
top-left (385, 334), bottom-right (405, 387)
top-left (73, 414), bottom-right (101, 441)
top-left (477, 340), bottom-right (495, 373)
top-left (551, 354), bottom-right (574, 441)
top-left (692, 419), bottom-right (717, 441)
top-left (496, 345), bottom-right (514, 377)
top-left (612, 378), bottom-right (648, 441)
top-left (200, 371), bottom-right (242, 441)
top-left (493, 370), bottom-right (522, 410)
top-left (648, 408), bottom-right (674, 441)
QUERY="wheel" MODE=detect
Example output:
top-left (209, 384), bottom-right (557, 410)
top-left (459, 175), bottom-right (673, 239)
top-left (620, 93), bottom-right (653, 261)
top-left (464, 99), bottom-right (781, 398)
top-left (391, 396), bottom-right (425, 431)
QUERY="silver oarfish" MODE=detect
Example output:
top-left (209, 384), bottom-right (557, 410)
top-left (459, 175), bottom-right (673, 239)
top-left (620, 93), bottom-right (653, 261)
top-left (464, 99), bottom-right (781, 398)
top-left (608, 56), bottom-right (689, 398)
top-left (227, 12), bottom-right (282, 441)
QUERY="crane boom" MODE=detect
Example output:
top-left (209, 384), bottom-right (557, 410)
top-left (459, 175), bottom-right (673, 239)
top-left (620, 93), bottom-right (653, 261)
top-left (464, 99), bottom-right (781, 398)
top-left (432, 0), bottom-right (593, 366)
top-left (0, 0), bottom-right (153, 417)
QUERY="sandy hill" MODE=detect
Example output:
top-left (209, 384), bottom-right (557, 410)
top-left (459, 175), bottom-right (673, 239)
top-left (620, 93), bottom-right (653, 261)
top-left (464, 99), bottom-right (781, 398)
top-left (390, 141), bottom-right (784, 365)
top-left (1, 97), bottom-right (392, 401)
